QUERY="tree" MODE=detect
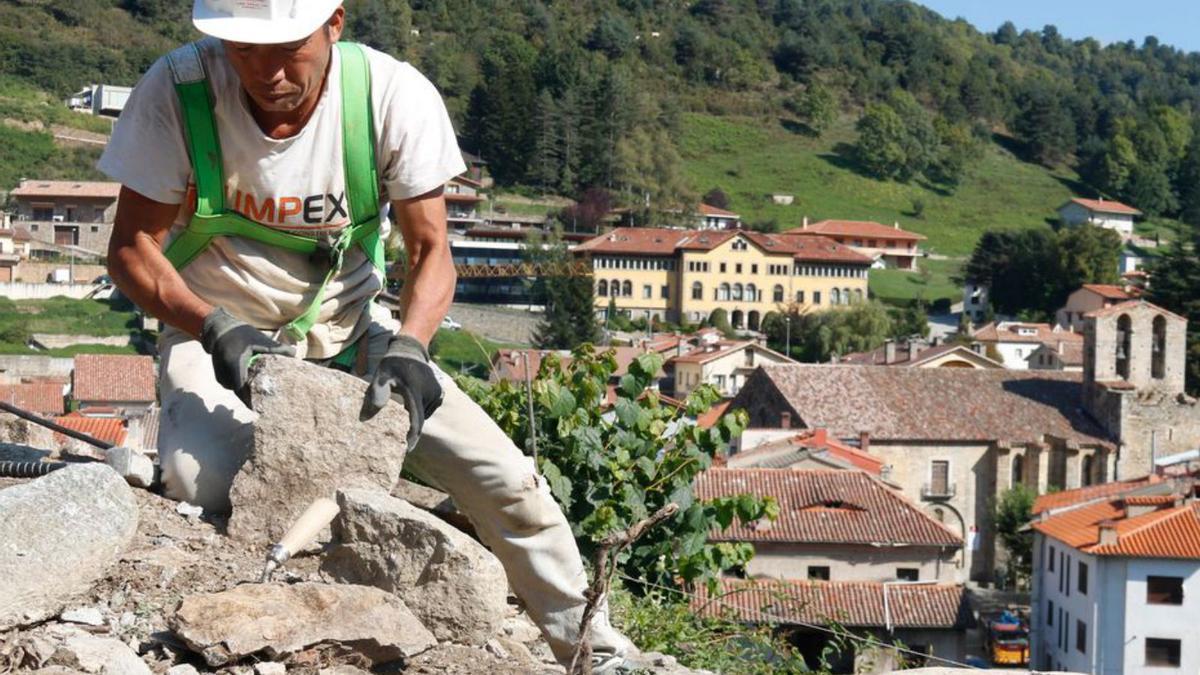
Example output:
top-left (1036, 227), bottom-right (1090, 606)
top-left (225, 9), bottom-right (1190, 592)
top-left (1149, 224), bottom-right (1200, 394)
top-left (342, 0), bottom-right (412, 57)
top-left (702, 187), bottom-right (730, 210)
top-left (464, 35), bottom-right (538, 184)
top-left (786, 81), bottom-right (837, 135)
top-left (457, 348), bottom-right (778, 589)
top-left (587, 12), bottom-right (635, 59)
top-left (1056, 224), bottom-right (1122, 289)
top-left (529, 232), bottom-right (599, 349)
top-left (888, 301), bottom-right (929, 340)
top-left (706, 308), bottom-right (735, 338)
top-left (763, 302), bottom-right (895, 363)
top-left (1012, 77), bottom-right (1076, 166)
top-left (992, 484), bottom-right (1036, 584)
top-left (855, 102), bottom-right (908, 180)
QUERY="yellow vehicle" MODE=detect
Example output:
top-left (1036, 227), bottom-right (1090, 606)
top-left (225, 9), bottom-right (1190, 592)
top-left (986, 611), bottom-right (1030, 666)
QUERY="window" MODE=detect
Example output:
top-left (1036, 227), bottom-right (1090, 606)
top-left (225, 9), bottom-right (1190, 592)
top-left (1145, 638), bottom-right (1182, 667)
top-left (1078, 561), bottom-right (1088, 595)
top-left (720, 263), bottom-right (727, 273)
top-left (731, 239), bottom-right (748, 251)
top-left (745, 283), bottom-right (757, 302)
top-left (30, 224), bottom-right (38, 231)
top-left (32, 206), bottom-right (53, 220)
top-left (1064, 554), bottom-right (1071, 596)
top-left (1049, 546), bottom-right (1056, 572)
top-left (732, 283), bottom-right (743, 301)
top-left (691, 282), bottom-right (703, 301)
top-left (735, 263), bottom-right (743, 274)
top-left (830, 288), bottom-right (841, 305)
top-left (642, 285), bottom-right (652, 299)
top-left (598, 280), bottom-right (608, 297)
top-left (795, 290), bottom-right (805, 304)
top-left (611, 279), bottom-right (621, 297)
top-left (90, 225), bottom-right (99, 233)
top-left (813, 291), bottom-right (821, 305)
top-left (661, 285), bottom-right (669, 299)
top-left (1152, 315), bottom-right (1167, 379)
top-left (717, 283), bottom-right (730, 301)
top-left (714, 374), bottom-right (726, 390)
top-left (744, 349), bottom-right (755, 368)
top-left (896, 568), bottom-right (919, 582)
top-left (1076, 619), bottom-right (1086, 654)
top-left (1047, 600), bottom-right (1054, 626)
top-left (930, 460), bottom-right (950, 495)
top-left (807, 566), bottom-right (830, 581)
top-left (1147, 576), bottom-right (1184, 605)
top-left (622, 281), bottom-right (632, 297)
top-left (751, 264), bottom-right (758, 274)
top-left (773, 285), bottom-right (784, 303)
top-left (1116, 314), bottom-right (1132, 379)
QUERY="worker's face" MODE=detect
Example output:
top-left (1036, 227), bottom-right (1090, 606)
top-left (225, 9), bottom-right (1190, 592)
top-left (223, 8), bottom-right (345, 115)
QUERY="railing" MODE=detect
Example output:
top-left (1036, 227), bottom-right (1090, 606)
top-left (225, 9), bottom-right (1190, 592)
top-left (921, 482), bottom-right (956, 500)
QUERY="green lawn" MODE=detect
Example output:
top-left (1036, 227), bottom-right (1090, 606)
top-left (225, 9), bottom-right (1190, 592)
top-left (430, 328), bottom-right (510, 379)
top-left (677, 113), bottom-right (1181, 257)
top-left (0, 343), bottom-right (139, 356)
top-left (870, 257), bottom-right (964, 306)
top-left (0, 297), bottom-right (139, 337)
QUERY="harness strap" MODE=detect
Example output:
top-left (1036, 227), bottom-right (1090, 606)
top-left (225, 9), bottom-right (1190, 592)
top-left (162, 41), bottom-right (386, 340)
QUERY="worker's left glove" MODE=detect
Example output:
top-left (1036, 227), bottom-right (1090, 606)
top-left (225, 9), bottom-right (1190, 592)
top-left (361, 334), bottom-right (443, 449)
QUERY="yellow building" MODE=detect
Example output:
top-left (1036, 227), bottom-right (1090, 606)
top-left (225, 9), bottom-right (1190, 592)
top-left (574, 228), bottom-right (872, 330)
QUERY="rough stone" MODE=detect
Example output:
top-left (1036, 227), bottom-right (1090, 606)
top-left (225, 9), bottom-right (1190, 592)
top-left (253, 663), bottom-right (286, 675)
top-left (59, 607), bottom-right (106, 627)
top-left (0, 463), bottom-right (139, 630)
top-left (43, 624), bottom-right (151, 675)
top-left (226, 356), bottom-right (410, 546)
top-left (104, 446), bottom-right (156, 489)
top-left (166, 666), bottom-right (201, 675)
top-left (322, 489), bottom-right (508, 646)
top-left (391, 478), bottom-right (475, 535)
top-left (170, 582), bottom-right (435, 667)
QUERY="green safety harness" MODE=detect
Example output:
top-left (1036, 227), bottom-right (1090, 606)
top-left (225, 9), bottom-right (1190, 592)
top-left (163, 41), bottom-right (386, 346)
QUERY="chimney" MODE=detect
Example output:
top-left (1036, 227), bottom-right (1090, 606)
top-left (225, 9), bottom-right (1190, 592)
top-left (811, 428), bottom-right (827, 445)
top-left (907, 340), bottom-right (920, 362)
top-left (780, 411), bottom-right (792, 429)
top-left (1098, 521), bottom-right (1118, 546)
top-left (859, 431), bottom-right (870, 452)
top-left (1058, 341), bottom-right (1065, 355)
top-left (802, 216), bottom-right (809, 229)
top-left (894, 221), bottom-right (900, 229)
top-left (884, 340), bottom-right (897, 365)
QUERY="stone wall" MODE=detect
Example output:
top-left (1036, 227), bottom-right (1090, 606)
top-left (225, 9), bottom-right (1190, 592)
top-left (0, 356), bottom-right (74, 383)
top-left (747, 542), bottom-right (959, 583)
top-left (14, 262), bottom-right (108, 284)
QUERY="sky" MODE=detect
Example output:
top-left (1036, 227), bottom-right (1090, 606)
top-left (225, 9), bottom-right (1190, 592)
top-left (915, 0), bottom-right (1200, 54)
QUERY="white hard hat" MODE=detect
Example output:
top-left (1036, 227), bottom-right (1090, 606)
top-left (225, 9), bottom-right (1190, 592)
top-left (192, 0), bottom-right (342, 44)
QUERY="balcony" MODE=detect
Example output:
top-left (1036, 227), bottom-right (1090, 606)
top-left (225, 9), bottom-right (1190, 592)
top-left (921, 482), bottom-right (956, 500)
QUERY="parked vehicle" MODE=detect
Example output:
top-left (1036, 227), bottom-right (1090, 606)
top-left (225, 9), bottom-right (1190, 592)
top-left (986, 610), bottom-right (1029, 666)
top-left (440, 315), bottom-right (462, 331)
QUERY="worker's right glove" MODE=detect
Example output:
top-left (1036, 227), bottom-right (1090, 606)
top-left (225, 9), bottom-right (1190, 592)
top-left (360, 333), bottom-right (443, 449)
top-left (200, 307), bottom-right (296, 400)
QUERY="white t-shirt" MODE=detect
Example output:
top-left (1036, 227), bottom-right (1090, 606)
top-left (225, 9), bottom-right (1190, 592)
top-left (98, 38), bottom-right (465, 358)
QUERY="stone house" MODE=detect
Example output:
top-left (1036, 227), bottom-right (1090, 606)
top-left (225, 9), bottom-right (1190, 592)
top-left (669, 336), bottom-right (794, 398)
top-left (1057, 197), bottom-right (1141, 237)
top-left (695, 469), bottom-right (963, 582)
top-left (9, 180), bottom-right (120, 254)
top-left (971, 321), bottom-right (1083, 370)
top-left (71, 354), bottom-right (157, 415)
top-left (1056, 284), bottom-right (1139, 332)
top-left (724, 428), bottom-right (887, 477)
top-left (695, 203), bottom-right (740, 230)
top-left (727, 365), bottom-right (1116, 582)
top-left (1026, 341), bottom-right (1084, 372)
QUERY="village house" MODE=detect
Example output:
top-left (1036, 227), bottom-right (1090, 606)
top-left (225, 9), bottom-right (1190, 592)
top-left (1029, 477), bottom-right (1200, 674)
top-left (0, 226), bottom-right (23, 283)
top-left (961, 281), bottom-right (992, 323)
top-left (692, 578), bottom-right (972, 670)
top-left (669, 333), bottom-right (794, 398)
top-left (1055, 284), bottom-right (1140, 332)
top-left (695, 203), bottom-right (741, 230)
top-left (443, 175), bottom-right (486, 229)
top-left (791, 219), bottom-right (925, 270)
top-left (839, 338), bottom-right (1004, 369)
top-left (1056, 197), bottom-right (1141, 237)
top-left (574, 227), bottom-right (871, 330)
top-left (1025, 341), bottom-right (1084, 372)
top-left (0, 381), bottom-right (67, 417)
top-left (971, 321), bottom-right (1083, 370)
top-left (696, 468), bottom-right (963, 583)
top-left (724, 428), bottom-right (887, 477)
top-left (71, 354), bottom-right (156, 415)
top-left (9, 180), bottom-right (120, 254)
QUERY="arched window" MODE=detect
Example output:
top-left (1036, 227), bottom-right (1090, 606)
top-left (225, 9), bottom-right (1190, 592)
top-left (854, 288), bottom-right (864, 302)
top-left (691, 281), bottom-right (703, 301)
top-left (1011, 454), bottom-right (1024, 487)
top-left (731, 310), bottom-right (744, 328)
top-left (830, 288), bottom-right (841, 305)
top-left (732, 283), bottom-right (744, 301)
top-left (843, 288), bottom-right (852, 304)
top-left (597, 280), bottom-right (608, 297)
top-left (622, 280), bottom-right (632, 298)
top-left (746, 283), bottom-right (757, 302)
top-left (611, 279), bottom-right (621, 296)
top-left (1081, 455), bottom-right (1095, 487)
top-left (718, 283), bottom-right (730, 301)
top-left (773, 284), bottom-right (784, 303)
top-left (1152, 315), bottom-right (1167, 379)
top-left (1116, 314), bottom-right (1132, 379)
top-left (748, 310), bottom-right (761, 331)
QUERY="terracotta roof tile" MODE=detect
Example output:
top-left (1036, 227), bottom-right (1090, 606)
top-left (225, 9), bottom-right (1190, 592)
top-left (1032, 476), bottom-right (1161, 515)
top-left (11, 180), bottom-right (121, 199)
top-left (732, 365), bottom-right (1112, 446)
top-left (741, 232), bottom-right (873, 264)
top-left (0, 382), bottom-right (66, 416)
top-left (794, 220), bottom-right (926, 241)
top-left (72, 355), bottom-right (156, 404)
top-left (972, 321), bottom-right (1084, 346)
top-left (50, 413), bottom-right (128, 446)
top-left (692, 579), bottom-right (970, 629)
top-left (1080, 284), bottom-right (1137, 301)
top-left (730, 430), bottom-right (884, 475)
top-left (698, 203), bottom-right (739, 218)
top-left (695, 469), bottom-right (961, 547)
top-left (1033, 495), bottom-right (1200, 559)
top-left (1064, 197), bottom-right (1141, 216)
top-left (573, 228), bottom-right (872, 265)
top-left (840, 343), bottom-right (1004, 368)
top-left (697, 400), bottom-right (732, 430)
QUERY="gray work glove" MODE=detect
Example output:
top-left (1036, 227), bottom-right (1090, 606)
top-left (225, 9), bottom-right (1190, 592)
top-left (200, 307), bottom-right (296, 403)
top-left (361, 334), bottom-right (443, 448)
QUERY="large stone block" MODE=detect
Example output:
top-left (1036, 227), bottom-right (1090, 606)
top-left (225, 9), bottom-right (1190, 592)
top-left (0, 463), bottom-right (139, 630)
top-left (322, 489), bottom-right (509, 646)
top-left (226, 356), bottom-right (410, 546)
top-left (170, 582), bottom-right (436, 667)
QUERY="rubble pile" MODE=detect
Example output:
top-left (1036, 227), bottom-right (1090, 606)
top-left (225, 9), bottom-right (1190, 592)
top-left (0, 357), bottom-right (707, 674)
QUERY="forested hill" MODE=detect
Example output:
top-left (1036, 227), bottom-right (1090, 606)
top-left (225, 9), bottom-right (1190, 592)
top-left (5, 0), bottom-right (1200, 231)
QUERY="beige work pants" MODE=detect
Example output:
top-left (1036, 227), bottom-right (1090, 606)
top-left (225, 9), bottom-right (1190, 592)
top-left (156, 306), bottom-right (629, 664)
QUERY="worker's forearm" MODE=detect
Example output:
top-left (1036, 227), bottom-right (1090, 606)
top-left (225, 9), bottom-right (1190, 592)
top-left (109, 232), bottom-right (213, 338)
top-left (397, 240), bottom-right (455, 346)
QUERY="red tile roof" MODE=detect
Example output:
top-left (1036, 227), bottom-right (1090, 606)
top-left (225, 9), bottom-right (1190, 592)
top-left (1033, 496), bottom-right (1200, 559)
top-left (741, 231), bottom-right (873, 264)
top-left (72, 354), bottom-right (156, 404)
top-left (11, 180), bottom-right (121, 199)
top-left (730, 430), bottom-right (884, 476)
top-left (733, 365), bottom-right (1112, 447)
top-left (794, 220), bottom-right (926, 241)
top-left (695, 469), bottom-right (961, 547)
top-left (972, 322), bottom-right (1084, 346)
top-left (697, 400), bottom-right (732, 429)
top-left (697, 203), bottom-right (740, 218)
top-left (839, 342), bottom-right (1004, 369)
top-left (0, 382), bottom-right (66, 416)
top-left (1032, 479), bottom-right (1161, 515)
top-left (1085, 299), bottom-right (1187, 322)
top-left (1063, 198), bottom-right (1141, 216)
top-left (692, 579), bottom-right (970, 629)
top-left (1080, 284), bottom-right (1137, 301)
top-left (50, 413), bottom-right (128, 446)
top-left (574, 228), bottom-right (872, 265)
top-left (574, 228), bottom-right (701, 256)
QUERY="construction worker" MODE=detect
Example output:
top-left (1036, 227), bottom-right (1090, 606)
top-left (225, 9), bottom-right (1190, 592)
top-left (100, 1), bottom-right (633, 670)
